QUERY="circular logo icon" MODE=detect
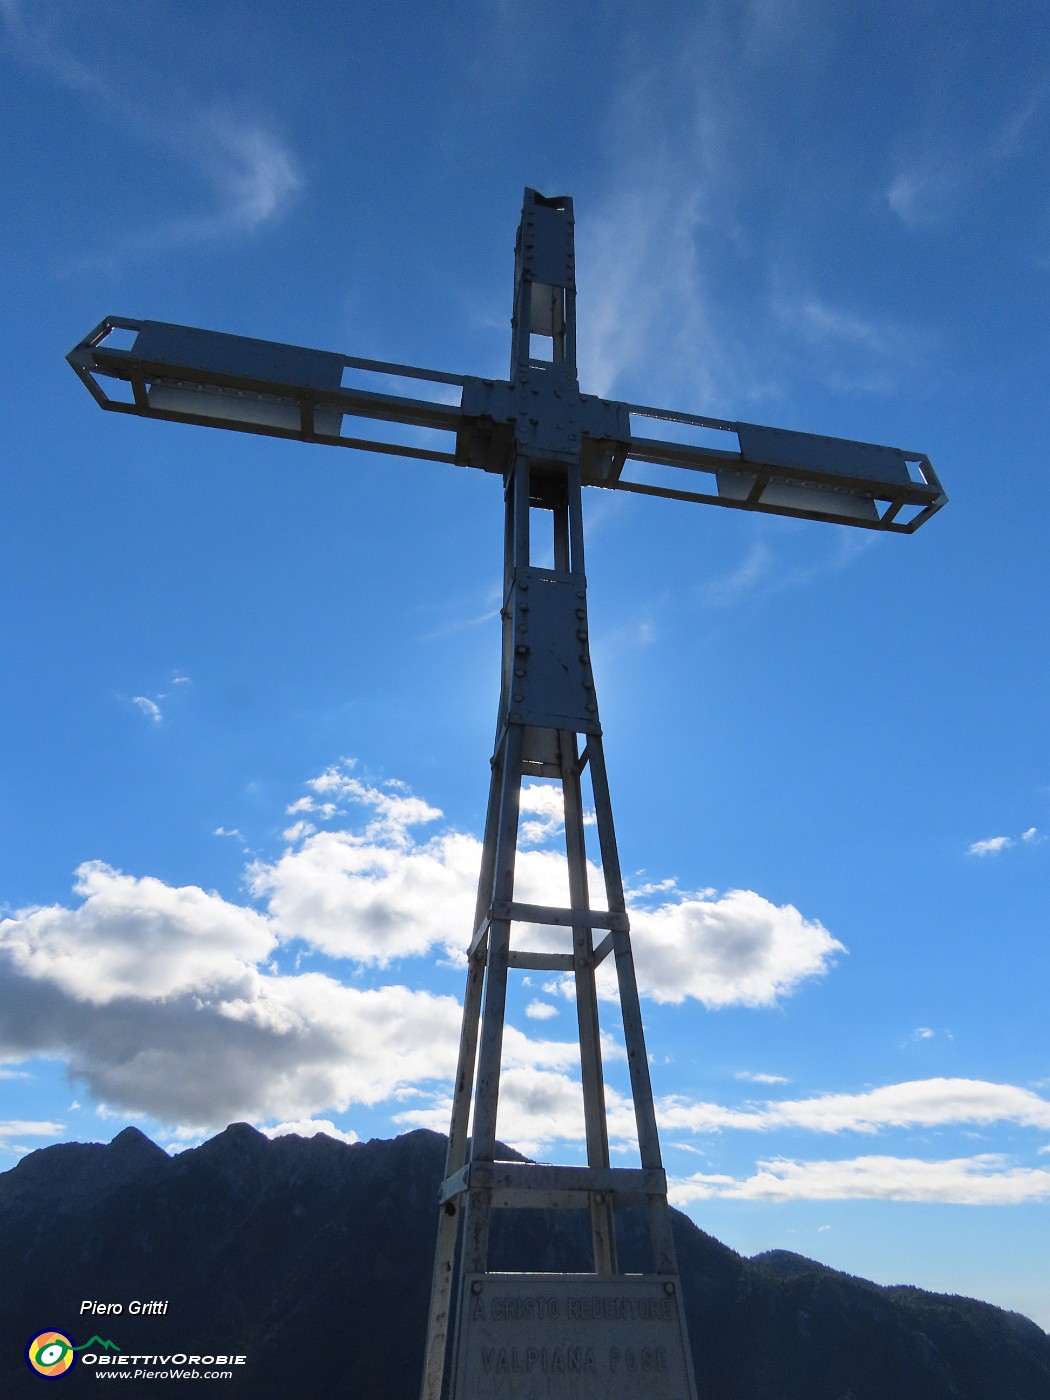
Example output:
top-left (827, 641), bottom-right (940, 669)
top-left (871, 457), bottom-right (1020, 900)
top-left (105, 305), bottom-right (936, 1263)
top-left (26, 1331), bottom-right (76, 1378)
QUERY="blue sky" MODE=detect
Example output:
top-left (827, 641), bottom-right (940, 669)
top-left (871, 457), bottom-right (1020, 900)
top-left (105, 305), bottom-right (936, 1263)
top-left (2, 0), bottom-right (1049, 1332)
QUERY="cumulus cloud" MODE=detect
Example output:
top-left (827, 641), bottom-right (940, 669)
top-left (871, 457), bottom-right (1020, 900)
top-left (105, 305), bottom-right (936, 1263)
top-left (670, 1154), bottom-right (1050, 1206)
top-left (0, 958), bottom-right (463, 1129)
top-left (262, 1119), bottom-right (358, 1145)
top-left (525, 1000), bottom-right (559, 1021)
top-left (252, 765), bottom-right (843, 1006)
top-left (519, 784), bottom-right (568, 847)
top-left (968, 826), bottom-right (1043, 856)
top-left (0, 762), bottom-right (845, 1133)
top-left (1, 862), bottom-right (275, 1004)
top-left (967, 836), bottom-right (1013, 856)
top-left (0, 864), bottom-right (464, 1126)
top-left (251, 826), bottom-right (480, 965)
top-left (629, 888), bottom-right (843, 1008)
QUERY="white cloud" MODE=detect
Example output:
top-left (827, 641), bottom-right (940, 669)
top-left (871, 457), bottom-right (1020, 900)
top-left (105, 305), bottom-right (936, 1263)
top-left (517, 782), bottom-right (594, 847)
top-left (305, 764), bottom-right (442, 845)
top-left (670, 1154), bottom-right (1050, 1206)
top-left (281, 820), bottom-right (316, 843)
top-left (657, 1078), bottom-right (1050, 1136)
top-left (525, 1000), bottom-right (559, 1021)
top-left (0, 1120), bottom-right (65, 1142)
top-left (1, 862), bottom-right (275, 1003)
top-left (396, 1072), bottom-right (640, 1159)
top-left (629, 888), bottom-right (843, 1007)
top-left (967, 836), bottom-right (1014, 856)
top-left (968, 826), bottom-right (1044, 855)
top-left (253, 770), bottom-right (842, 1007)
top-left (0, 863), bottom-right (465, 1127)
top-left (735, 1071), bottom-right (790, 1085)
top-left (0, 763), bottom-right (847, 1132)
top-left (262, 1118), bottom-right (358, 1145)
top-left (131, 696), bottom-right (162, 723)
top-left (251, 826), bottom-right (480, 965)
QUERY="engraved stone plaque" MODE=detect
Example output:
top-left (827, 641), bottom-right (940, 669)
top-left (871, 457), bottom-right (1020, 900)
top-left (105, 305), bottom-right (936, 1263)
top-left (453, 1274), bottom-right (696, 1399)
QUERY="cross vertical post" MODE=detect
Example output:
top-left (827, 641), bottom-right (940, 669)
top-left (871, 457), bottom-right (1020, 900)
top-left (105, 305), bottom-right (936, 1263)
top-left (419, 192), bottom-right (697, 1400)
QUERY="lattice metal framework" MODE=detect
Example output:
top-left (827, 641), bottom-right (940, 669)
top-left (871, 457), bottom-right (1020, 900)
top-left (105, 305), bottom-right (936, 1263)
top-left (68, 189), bottom-right (945, 1400)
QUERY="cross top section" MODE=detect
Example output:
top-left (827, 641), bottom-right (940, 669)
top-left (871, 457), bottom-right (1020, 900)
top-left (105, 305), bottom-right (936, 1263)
top-left (69, 187), bottom-right (945, 533)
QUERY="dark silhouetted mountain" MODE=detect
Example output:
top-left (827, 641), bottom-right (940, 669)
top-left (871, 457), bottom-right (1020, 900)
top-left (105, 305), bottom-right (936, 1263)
top-left (3, 1125), bottom-right (1048, 1398)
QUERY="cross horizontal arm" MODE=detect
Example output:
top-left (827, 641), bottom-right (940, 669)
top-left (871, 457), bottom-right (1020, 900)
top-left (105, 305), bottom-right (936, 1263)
top-left (69, 316), bottom-right (946, 532)
top-left (68, 317), bottom-right (468, 465)
top-left (611, 404), bottom-right (946, 533)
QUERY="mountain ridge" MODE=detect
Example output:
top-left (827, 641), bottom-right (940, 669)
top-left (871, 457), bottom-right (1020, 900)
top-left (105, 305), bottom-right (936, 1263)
top-left (3, 1124), bottom-right (1047, 1398)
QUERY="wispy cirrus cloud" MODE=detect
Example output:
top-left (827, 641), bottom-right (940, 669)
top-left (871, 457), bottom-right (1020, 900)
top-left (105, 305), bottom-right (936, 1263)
top-left (0, 0), bottom-right (301, 268)
top-left (695, 530), bottom-right (876, 614)
top-left (886, 83), bottom-right (1049, 230)
top-left (131, 696), bottom-right (163, 724)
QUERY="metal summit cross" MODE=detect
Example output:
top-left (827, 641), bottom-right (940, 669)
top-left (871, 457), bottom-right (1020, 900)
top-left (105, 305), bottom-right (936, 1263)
top-left (68, 188), bottom-right (946, 1400)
